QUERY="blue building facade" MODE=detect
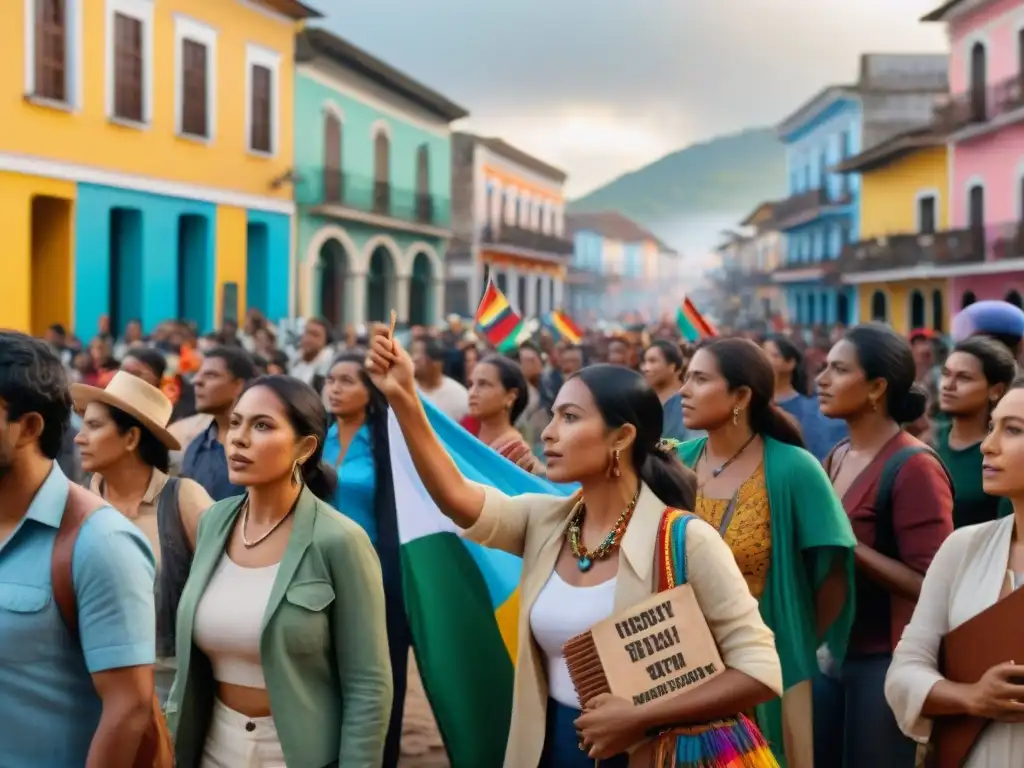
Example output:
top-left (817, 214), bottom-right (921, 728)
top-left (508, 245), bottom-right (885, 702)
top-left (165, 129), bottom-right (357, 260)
top-left (776, 88), bottom-right (862, 326)
top-left (73, 185), bottom-right (290, 334)
top-left (292, 29), bottom-right (468, 328)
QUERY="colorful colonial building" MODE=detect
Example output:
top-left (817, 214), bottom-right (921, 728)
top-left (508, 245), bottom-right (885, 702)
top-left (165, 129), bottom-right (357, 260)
top-left (1, 0), bottom-right (317, 336)
top-left (925, 0), bottom-right (1024, 310)
top-left (292, 28), bottom-right (467, 328)
top-left (564, 211), bottom-right (679, 323)
top-left (447, 134), bottom-right (574, 317)
top-left (835, 126), bottom-right (955, 334)
top-left (773, 53), bottom-right (947, 327)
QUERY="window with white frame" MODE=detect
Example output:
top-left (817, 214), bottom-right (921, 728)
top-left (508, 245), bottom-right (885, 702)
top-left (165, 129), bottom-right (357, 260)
top-left (245, 43), bottom-right (281, 155)
top-left (916, 193), bottom-right (937, 234)
top-left (27, 0), bottom-right (82, 107)
top-left (174, 16), bottom-right (216, 140)
top-left (106, 0), bottom-right (153, 125)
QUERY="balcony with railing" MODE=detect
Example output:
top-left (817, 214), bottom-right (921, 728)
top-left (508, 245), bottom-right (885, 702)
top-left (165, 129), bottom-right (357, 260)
top-left (836, 223), bottom-right (1024, 273)
top-left (481, 223), bottom-right (574, 259)
top-left (297, 167), bottom-right (451, 230)
top-left (772, 186), bottom-right (854, 230)
top-left (933, 72), bottom-right (1024, 135)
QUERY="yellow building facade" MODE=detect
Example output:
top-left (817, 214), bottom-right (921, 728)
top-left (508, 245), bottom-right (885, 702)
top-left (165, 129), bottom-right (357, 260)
top-left (1, 0), bottom-right (317, 335)
top-left (836, 133), bottom-right (951, 334)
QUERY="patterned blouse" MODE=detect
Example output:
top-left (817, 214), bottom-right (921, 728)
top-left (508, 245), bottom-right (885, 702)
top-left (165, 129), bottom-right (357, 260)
top-left (694, 463), bottom-right (772, 600)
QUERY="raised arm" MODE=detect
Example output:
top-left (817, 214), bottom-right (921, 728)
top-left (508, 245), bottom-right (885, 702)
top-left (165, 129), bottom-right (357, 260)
top-left (365, 329), bottom-right (485, 528)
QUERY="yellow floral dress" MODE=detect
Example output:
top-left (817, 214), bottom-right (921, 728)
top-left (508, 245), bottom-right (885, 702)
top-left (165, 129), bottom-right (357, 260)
top-left (694, 463), bottom-right (772, 599)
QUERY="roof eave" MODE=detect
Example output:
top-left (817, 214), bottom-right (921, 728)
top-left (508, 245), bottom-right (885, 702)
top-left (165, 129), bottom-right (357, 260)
top-left (920, 0), bottom-right (967, 22)
top-left (832, 134), bottom-right (945, 174)
top-left (776, 86), bottom-right (857, 140)
top-left (299, 29), bottom-right (470, 122)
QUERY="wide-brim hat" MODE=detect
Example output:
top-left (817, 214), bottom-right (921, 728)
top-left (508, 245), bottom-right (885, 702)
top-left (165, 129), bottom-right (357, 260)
top-left (71, 371), bottom-right (181, 450)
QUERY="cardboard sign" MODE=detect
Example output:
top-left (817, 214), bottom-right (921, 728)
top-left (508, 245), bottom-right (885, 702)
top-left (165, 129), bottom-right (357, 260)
top-left (564, 584), bottom-right (724, 708)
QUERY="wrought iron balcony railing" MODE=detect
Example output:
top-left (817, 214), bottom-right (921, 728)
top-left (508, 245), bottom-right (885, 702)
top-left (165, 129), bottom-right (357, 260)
top-left (837, 227), bottom-right (984, 272)
top-left (481, 223), bottom-right (574, 257)
top-left (933, 72), bottom-right (1024, 133)
top-left (296, 167), bottom-right (451, 228)
top-left (771, 187), bottom-right (853, 230)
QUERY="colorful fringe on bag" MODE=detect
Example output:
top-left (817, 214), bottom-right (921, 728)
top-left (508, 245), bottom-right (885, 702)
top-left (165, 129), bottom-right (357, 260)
top-left (651, 713), bottom-right (779, 767)
top-left (652, 510), bottom-right (780, 767)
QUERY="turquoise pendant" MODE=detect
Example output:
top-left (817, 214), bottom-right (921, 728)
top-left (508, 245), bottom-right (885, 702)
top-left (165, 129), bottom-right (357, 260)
top-left (578, 556), bottom-right (592, 572)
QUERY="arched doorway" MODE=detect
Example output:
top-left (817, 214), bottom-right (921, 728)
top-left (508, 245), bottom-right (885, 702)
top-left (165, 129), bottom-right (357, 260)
top-left (408, 252), bottom-right (433, 326)
top-left (871, 290), bottom-right (887, 322)
top-left (323, 111), bottom-right (343, 203)
top-left (177, 214), bottom-right (211, 331)
top-left (932, 290), bottom-right (944, 332)
top-left (970, 42), bottom-right (987, 122)
top-left (962, 290), bottom-right (977, 308)
top-left (318, 238), bottom-right (348, 327)
top-left (415, 145), bottom-right (431, 223)
top-left (366, 246), bottom-right (395, 322)
top-left (373, 129), bottom-right (390, 215)
top-left (837, 292), bottom-right (850, 326)
top-left (910, 290), bottom-right (926, 329)
top-left (1006, 289), bottom-right (1023, 309)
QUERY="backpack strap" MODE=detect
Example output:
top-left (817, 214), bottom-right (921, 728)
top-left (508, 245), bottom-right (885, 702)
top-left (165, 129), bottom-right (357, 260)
top-left (657, 508), bottom-right (697, 590)
top-left (873, 445), bottom-right (953, 559)
top-left (51, 483), bottom-right (106, 637)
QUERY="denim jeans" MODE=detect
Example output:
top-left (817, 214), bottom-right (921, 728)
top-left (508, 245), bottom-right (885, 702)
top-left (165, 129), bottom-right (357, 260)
top-left (813, 654), bottom-right (918, 768)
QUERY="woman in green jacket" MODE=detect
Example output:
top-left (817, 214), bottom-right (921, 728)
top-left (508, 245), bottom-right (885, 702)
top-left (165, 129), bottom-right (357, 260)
top-left (676, 338), bottom-right (856, 768)
top-left (166, 375), bottom-right (392, 768)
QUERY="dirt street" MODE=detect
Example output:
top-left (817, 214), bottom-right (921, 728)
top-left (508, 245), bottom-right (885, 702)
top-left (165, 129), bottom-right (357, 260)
top-left (398, 652), bottom-right (450, 768)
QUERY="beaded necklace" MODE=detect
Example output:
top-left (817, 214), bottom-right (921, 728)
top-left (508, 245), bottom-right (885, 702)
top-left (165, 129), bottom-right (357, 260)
top-left (566, 487), bottom-right (641, 572)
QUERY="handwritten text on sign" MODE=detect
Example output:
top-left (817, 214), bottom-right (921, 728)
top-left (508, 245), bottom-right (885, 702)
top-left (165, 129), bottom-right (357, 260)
top-left (591, 585), bottom-right (723, 707)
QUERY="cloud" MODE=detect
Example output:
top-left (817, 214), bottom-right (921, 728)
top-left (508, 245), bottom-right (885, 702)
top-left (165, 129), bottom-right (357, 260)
top-left (320, 0), bottom-right (948, 195)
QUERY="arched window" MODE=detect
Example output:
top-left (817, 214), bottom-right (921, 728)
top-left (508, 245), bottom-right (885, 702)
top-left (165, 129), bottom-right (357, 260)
top-left (931, 289), bottom-right (944, 332)
top-left (962, 290), bottom-right (977, 309)
top-left (1006, 289), bottom-right (1023, 308)
top-left (871, 290), bottom-right (888, 322)
top-left (910, 290), bottom-right (926, 329)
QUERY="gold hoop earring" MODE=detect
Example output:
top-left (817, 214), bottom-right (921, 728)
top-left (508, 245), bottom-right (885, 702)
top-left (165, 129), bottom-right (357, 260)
top-left (292, 461), bottom-right (303, 486)
top-left (732, 407), bottom-right (740, 426)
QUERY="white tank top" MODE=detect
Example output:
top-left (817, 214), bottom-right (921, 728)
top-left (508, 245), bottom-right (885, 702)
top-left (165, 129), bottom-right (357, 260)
top-left (193, 555), bottom-right (280, 688)
top-left (529, 570), bottom-right (617, 708)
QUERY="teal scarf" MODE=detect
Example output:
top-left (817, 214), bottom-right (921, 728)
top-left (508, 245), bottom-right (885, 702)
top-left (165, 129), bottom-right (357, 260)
top-left (677, 436), bottom-right (856, 766)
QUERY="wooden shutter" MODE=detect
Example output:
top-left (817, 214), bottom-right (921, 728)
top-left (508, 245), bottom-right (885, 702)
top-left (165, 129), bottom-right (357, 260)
top-left (250, 65), bottom-right (272, 153)
top-left (181, 39), bottom-right (208, 137)
top-left (35, 0), bottom-right (68, 102)
top-left (113, 12), bottom-right (143, 122)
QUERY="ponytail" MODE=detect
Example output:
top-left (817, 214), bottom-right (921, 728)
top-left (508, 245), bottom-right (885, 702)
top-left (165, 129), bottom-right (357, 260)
top-left (636, 448), bottom-right (697, 512)
top-left (791, 364), bottom-right (809, 397)
top-left (751, 403), bottom-right (806, 449)
top-left (303, 460), bottom-right (338, 501)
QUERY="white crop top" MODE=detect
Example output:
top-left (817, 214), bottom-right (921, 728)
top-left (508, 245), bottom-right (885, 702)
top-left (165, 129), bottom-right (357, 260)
top-left (193, 555), bottom-right (280, 689)
top-left (529, 570), bottom-right (617, 708)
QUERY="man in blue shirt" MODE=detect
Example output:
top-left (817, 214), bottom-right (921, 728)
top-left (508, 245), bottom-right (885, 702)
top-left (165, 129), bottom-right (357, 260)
top-left (180, 346), bottom-right (257, 500)
top-left (0, 331), bottom-right (157, 767)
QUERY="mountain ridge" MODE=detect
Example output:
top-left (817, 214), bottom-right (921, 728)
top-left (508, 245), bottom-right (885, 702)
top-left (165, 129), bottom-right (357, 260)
top-left (567, 127), bottom-right (787, 253)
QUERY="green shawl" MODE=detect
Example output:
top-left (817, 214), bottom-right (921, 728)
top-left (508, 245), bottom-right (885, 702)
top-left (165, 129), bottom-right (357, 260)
top-left (677, 436), bottom-right (856, 766)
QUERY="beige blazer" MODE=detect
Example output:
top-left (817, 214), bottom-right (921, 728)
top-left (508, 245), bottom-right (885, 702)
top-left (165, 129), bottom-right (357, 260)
top-left (464, 482), bottom-right (783, 768)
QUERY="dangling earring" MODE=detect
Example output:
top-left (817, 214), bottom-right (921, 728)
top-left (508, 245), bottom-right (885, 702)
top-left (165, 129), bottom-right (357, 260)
top-left (606, 449), bottom-right (621, 479)
top-left (732, 406), bottom-right (740, 426)
top-left (869, 398), bottom-right (878, 412)
top-left (292, 460), bottom-right (303, 486)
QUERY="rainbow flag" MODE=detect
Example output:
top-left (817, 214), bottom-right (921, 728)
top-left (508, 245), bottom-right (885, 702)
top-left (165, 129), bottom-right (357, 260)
top-left (390, 397), bottom-right (575, 767)
top-left (676, 297), bottom-right (717, 342)
top-left (474, 280), bottom-right (524, 351)
top-left (543, 310), bottom-right (583, 344)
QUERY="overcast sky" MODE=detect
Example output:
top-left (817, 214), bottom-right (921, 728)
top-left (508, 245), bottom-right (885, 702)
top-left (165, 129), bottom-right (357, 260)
top-left (321, 0), bottom-right (948, 198)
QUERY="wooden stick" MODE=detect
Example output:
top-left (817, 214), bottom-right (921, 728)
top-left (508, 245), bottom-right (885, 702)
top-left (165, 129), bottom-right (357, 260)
top-left (388, 309), bottom-right (397, 340)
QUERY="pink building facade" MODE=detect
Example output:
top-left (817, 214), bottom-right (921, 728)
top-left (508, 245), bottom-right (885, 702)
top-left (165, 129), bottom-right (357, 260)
top-left (929, 0), bottom-right (1024, 311)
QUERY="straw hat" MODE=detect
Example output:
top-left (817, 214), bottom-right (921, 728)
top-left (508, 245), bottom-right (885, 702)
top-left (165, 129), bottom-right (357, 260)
top-left (71, 371), bottom-right (181, 450)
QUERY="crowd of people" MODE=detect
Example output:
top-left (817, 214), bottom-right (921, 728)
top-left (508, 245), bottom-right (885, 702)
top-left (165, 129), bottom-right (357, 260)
top-left (2, 297), bottom-right (1024, 767)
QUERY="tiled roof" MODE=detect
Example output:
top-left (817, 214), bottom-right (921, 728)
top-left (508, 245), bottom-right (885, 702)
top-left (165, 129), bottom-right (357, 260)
top-left (565, 211), bottom-right (676, 252)
top-left (462, 134), bottom-right (567, 182)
